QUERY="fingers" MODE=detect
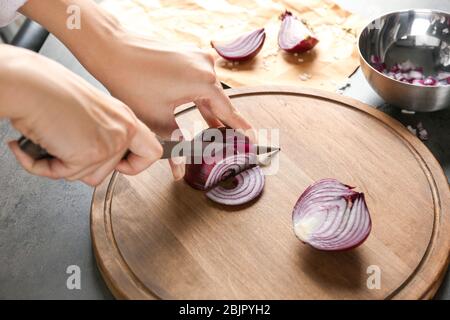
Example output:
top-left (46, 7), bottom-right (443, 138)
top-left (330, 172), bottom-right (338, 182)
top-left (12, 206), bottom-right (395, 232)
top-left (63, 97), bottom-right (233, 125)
top-left (9, 141), bottom-right (75, 179)
top-left (115, 120), bottom-right (163, 175)
top-left (10, 119), bottom-right (164, 186)
top-left (169, 157), bottom-right (186, 181)
top-left (164, 120), bottom-right (186, 181)
top-left (209, 84), bottom-right (253, 130)
top-left (202, 83), bottom-right (256, 143)
top-left (80, 152), bottom-right (124, 186)
top-left (195, 98), bottom-right (224, 128)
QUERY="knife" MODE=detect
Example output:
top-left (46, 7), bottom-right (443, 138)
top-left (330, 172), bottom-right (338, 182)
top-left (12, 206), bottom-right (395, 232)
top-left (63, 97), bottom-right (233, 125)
top-left (17, 136), bottom-right (280, 160)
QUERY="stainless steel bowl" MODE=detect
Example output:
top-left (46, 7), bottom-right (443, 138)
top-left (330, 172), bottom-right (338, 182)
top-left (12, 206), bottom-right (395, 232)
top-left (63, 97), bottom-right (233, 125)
top-left (358, 9), bottom-right (450, 112)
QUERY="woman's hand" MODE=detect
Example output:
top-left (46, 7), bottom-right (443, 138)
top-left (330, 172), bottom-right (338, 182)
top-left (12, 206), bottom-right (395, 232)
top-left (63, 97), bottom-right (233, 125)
top-left (20, 0), bottom-right (254, 180)
top-left (96, 36), bottom-right (253, 137)
top-left (93, 36), bottom-right (255, 179)
top-left (0, 45), bottom-right (163, 186)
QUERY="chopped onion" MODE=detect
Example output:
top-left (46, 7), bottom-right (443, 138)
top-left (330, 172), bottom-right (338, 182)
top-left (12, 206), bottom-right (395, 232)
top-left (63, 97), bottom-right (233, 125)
top-left (292, 179), bottom-right (372, 251)
top-left (407, 122), bottom-right (429, 141)
top-left (184, 127), bottom-right (265, 206)
top-left (423, 77), bottom-right (437, 86)
top-left (370, 56), bottom-right (450, 86)
top-left (408, 70), bottom-right (423, 80)
top-left (211, 28), bottom-right (266, 62)
top-left (278, 11), bottom-right (319, 53)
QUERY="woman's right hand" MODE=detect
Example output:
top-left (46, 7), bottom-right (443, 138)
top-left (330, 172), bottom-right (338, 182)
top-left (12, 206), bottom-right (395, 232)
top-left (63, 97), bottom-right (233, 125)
top-left (0, 45), bottom-right (163, 186)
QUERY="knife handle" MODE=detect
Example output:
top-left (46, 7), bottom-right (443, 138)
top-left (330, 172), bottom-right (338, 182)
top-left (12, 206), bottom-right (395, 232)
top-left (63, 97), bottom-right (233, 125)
top-left (18, 136), bottom-right (52, 160)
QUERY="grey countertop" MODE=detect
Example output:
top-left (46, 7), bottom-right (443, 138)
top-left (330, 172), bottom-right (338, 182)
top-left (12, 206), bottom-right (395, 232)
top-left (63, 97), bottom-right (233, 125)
top-left (0, 0), bottom-right (449, 299)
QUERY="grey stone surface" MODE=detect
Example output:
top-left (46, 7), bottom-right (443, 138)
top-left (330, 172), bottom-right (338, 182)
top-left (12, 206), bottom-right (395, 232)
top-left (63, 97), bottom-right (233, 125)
top-left (0, 0), bottom-right (449, 299)
top-left (0, 120), bottom-right (112, 300)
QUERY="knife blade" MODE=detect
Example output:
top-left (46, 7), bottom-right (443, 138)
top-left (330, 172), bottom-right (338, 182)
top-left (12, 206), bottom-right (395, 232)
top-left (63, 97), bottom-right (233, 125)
top-left (17, 136), bottom-right (280, 160)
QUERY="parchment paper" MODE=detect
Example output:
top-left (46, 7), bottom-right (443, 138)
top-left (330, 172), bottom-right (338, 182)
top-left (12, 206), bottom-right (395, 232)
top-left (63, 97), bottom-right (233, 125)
top-left (100, 0), bottom-right (366, 91)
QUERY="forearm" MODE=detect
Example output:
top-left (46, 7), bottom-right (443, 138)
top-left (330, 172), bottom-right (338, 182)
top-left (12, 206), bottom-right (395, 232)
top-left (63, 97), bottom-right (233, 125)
top-left (0, 44), bottom-right (35, 119)
top-left (19, 0), bottom-right (124, 80)
top-left (0, 43), bottom-right (84, 122)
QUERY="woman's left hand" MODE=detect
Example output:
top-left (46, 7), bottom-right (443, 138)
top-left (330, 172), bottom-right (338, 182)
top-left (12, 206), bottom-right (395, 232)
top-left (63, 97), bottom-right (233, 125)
top-left (92, 34), bottom-right (254, 180)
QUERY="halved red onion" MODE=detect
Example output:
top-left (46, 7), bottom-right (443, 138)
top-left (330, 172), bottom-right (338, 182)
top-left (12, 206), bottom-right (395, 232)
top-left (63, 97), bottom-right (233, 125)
top-left (292, 179), bottom-right (372, 251)
top-left (211, 28), bottom-right (266, 62)
top-left (184, 127), bottom-right (265, 206)
top-left (206, 165), bottom-right (264, 206)
top-left (278, 11), bottom-right (319, 53)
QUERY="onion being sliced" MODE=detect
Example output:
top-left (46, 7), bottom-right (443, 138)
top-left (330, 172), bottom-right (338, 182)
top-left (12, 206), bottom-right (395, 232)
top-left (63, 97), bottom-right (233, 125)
top-left (278, 11), bottom-right (319, 53)
top-left (184, 127), bottom-right (265, 206)
top-left (292, 179), bottom-right (372, 251)
top-left (184, 127), bottom-right (252, 190)
top-left (204, 153), bottom-right (257, 189)
top-left (211, 28), bottom-right (266, 62)
top-left (206, 165), bottom-right (264, 206)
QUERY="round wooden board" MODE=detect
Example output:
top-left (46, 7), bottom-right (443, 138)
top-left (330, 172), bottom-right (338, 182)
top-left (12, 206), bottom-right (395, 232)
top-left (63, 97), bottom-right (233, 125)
top-left (91, 86), bottom-right (450, 300)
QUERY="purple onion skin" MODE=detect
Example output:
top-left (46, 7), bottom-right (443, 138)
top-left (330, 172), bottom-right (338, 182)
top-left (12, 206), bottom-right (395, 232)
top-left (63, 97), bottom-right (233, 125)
top-left (184, 127), bottom-right (252, 190)
top-left (278, 11), bottom-right (319, 53)
top-left (281, 37), bottom-right (319, 54)
top-left (184, 161), bottom-right (214, 190)
top-left (211, 29), bottom-right (266, 62)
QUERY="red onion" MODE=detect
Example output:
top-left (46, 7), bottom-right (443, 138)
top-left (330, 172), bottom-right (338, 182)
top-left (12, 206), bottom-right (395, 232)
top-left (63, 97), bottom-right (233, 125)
top-left (184, 127), bottom-right (264, 206)
top-left (278, 11), bottom-right (319, 53)
top-left (422, 77), bottom-right (438, 86)
top-left (292, 179), bottom-right (372, 251)
top-left (206, 165), bottom-right (264, 205)
top-left (370, 56), bottom-right (450, 86)
top-left (408, 122), bottom-right (429, 141)
top-left (184, 127), bottom-right (252, 190)
top-left (211, 28), bottom-right (266, 62)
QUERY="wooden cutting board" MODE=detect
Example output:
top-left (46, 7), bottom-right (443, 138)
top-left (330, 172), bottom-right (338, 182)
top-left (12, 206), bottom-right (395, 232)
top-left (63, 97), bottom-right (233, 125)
top-left (91, 86), bottom-right (450, 300)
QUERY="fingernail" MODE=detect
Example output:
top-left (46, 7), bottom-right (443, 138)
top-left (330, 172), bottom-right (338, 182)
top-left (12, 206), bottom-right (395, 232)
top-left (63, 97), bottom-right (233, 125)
top-left (172, 163), bottom-right (185, 181)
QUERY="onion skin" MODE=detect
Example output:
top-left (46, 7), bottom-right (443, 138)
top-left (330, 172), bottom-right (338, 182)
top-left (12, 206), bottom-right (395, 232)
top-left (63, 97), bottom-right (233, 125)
top-left (292, 179), bottom-right (372, 251)
top-left (211, 28), bottom-right (266, 62)
top-left (184, 158), bottom-right (215, 190)
top-left (278, 11), bottom-right (319, 53)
